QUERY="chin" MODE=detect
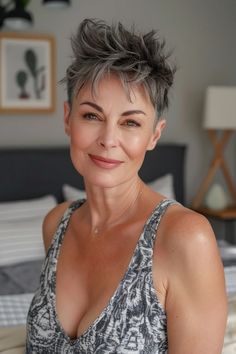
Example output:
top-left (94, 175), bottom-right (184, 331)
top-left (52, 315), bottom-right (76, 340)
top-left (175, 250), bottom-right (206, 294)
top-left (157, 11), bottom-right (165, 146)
top-left (84, 171), bottom-right (138, 190)
top-left (85, 175), bottom-right (122, 189)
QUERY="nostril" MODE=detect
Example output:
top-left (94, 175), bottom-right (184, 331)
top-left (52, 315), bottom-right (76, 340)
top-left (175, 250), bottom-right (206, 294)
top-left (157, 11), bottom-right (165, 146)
top-left (97, 135), bottom-right (118, 149)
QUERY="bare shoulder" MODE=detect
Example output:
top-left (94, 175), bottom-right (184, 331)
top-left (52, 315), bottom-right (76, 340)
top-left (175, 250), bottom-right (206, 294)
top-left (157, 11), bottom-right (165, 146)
top-left (154, 203), bottom-right (226, 305)
top-left (158, 204), bottom-right (220, 262)
top-left (42, 201), bottom-right (71, 253)
top-left (165, 204), bottom-right (225, 287)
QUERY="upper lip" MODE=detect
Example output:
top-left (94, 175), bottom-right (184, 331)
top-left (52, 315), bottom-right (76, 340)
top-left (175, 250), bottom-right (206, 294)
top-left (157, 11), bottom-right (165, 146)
top-left (89, 154), bottom-right (124, 164)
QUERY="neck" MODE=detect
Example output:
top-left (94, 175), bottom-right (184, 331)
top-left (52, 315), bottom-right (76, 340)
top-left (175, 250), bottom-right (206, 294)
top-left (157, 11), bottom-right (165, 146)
top-left (84, 178), bottom-right (144, 235)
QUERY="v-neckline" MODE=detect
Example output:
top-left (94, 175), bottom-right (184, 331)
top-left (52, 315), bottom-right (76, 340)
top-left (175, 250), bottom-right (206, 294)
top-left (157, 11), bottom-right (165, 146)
top-left (51, 198), bottom-right (168, 343)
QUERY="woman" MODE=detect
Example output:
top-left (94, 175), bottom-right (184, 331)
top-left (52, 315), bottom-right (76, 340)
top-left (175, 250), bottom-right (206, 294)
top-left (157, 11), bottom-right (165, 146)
top-left (26, 19), bottom-right (227, 353)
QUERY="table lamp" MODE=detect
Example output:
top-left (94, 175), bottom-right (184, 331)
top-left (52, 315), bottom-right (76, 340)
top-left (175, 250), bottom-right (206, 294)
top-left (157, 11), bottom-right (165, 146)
top-left (192, 86), bottom-right (236, 213)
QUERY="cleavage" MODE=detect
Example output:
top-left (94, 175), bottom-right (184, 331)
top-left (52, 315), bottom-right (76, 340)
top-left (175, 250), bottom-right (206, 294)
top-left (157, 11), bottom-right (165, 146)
top-left (55, 222), bottom-right (142, 339)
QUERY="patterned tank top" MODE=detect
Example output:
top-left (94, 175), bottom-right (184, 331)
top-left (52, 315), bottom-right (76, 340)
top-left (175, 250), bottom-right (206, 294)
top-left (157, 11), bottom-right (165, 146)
top-left (26, 198), bottom-right (178, 353)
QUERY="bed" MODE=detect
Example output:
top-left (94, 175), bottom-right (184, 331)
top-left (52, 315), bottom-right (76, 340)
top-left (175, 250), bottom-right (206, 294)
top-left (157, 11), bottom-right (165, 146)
top-left (0, 144), bottom-right (186, 352)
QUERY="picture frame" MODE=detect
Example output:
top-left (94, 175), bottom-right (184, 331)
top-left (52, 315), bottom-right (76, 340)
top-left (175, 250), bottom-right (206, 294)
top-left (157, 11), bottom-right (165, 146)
top-left (0, 33), bottom-right (56, 114)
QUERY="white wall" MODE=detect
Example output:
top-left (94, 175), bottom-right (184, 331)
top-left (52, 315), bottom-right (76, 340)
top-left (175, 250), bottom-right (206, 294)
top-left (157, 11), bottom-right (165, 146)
top-left (0, 0), bottom-right (236, 211)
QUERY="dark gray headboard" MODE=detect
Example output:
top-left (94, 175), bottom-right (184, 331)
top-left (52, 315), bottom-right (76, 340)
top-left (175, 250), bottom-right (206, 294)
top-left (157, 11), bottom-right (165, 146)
top-left (0, 144), bottom-right (186, 204)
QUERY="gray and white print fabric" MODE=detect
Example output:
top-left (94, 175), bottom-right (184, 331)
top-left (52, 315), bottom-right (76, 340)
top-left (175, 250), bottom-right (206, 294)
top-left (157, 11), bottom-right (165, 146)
top-left (26, 198), bottom-right (178, 353)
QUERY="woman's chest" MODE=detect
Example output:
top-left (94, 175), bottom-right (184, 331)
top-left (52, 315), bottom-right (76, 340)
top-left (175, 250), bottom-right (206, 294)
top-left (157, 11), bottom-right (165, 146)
top-left (27, 226), bottom-right (168, 353)
top-left (55, 223), bottom-right (144, 338)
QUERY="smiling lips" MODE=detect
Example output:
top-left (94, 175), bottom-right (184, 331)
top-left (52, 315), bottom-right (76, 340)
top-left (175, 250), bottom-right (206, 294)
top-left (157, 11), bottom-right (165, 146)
top-left (89, 154), bottom-right (124, 169)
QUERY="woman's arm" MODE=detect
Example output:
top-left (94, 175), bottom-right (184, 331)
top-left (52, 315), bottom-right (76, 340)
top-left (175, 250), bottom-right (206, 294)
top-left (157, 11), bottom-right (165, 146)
top-left (158, 209), bottom-right (228, 353)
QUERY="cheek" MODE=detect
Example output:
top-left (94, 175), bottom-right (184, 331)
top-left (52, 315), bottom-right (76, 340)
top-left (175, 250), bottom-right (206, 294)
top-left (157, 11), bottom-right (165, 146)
top-left (123, 133), bottom-right (152, 160)
top-left (69, 127), bottom-right (90, 175)
top-left (70, 124), bottom-right (96, 150)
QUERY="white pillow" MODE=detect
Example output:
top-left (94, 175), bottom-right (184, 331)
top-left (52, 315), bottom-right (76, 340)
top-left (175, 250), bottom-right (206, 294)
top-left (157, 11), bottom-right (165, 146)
top-left (148, 174), bottom-right (175, 199)
top-left (62, 184), bottom-right (86, 201)
top-left (62, 174), bottom-right (175, 201)
top-left (0, 216), bottom-right (45, 266)
top-left (0, 195), bottom-right (57, 221)
top-left (0, 293), bottom-right (34, 326)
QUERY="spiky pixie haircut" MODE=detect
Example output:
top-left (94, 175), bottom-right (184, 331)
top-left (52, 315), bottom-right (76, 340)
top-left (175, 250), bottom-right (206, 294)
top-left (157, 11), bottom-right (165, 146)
top-left (63, 18), bottom-right (176, 118)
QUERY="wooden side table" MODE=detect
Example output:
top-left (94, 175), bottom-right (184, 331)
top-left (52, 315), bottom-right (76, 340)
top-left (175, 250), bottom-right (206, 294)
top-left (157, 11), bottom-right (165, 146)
top-left (192, 130), bottom-right (236, 210)
top-left (194, 206), bottom-right (236, 244)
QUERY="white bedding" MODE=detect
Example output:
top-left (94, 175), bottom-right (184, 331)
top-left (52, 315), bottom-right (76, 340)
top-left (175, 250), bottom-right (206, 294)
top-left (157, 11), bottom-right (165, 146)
top-left (225, 267), bottom-right (236, 296)
top-left (0, 293), bottom-right (34, 327)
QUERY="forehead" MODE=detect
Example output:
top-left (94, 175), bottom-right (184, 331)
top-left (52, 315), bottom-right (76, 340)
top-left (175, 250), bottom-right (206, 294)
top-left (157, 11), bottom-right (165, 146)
top-left (75, 73), bottom-right (153, 107)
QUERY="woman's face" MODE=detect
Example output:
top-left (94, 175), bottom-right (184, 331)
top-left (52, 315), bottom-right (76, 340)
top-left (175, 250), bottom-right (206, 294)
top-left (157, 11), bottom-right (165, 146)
top-left (64, 74), bottom-right (165, 189)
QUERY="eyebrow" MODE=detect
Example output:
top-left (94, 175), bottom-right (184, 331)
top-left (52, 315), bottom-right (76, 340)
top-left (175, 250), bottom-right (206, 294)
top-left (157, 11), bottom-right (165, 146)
top-left (80, 101), bottom-right (146, 116)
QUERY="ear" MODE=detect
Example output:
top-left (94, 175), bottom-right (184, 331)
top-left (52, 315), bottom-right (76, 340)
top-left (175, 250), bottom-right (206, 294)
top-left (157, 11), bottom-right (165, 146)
top-left (147, 119), bottom-right (166, 151)
top-left (64, 101), bottom-right (71, 136)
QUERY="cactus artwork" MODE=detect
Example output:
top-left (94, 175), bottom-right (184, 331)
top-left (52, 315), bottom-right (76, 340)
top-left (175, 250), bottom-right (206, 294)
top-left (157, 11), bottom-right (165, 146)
top-left (15, 48), bottom-right (45, 100)
top-left (16, 71), bottom-right (29, 99)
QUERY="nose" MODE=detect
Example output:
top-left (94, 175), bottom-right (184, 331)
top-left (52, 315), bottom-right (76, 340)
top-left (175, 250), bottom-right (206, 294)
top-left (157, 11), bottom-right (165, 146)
top-left (98, 124), bottom-right (119, 149)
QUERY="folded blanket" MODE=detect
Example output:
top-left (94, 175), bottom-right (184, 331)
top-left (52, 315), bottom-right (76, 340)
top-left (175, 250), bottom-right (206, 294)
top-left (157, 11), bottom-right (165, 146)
top-left (0, 325), bottom-right (26, 354)
top-left (0, 293), bottom-right (34, 327)
top-left (0, 260), bottom-right (43, 295)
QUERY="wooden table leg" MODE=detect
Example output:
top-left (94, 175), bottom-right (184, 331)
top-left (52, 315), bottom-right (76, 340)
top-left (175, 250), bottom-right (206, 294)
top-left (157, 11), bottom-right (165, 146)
top-left (192, 129), bottom-right (236, 209)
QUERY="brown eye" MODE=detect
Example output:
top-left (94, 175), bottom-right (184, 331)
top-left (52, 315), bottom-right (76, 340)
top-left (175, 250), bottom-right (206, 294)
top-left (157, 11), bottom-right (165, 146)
top-left (83, 113), bottom-right (99, 121)
top-left (124, 120), bottom-right (141, 127)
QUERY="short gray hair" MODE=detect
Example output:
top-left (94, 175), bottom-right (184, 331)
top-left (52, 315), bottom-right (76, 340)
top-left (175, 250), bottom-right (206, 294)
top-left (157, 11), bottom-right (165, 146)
top-left (62, 18), bottom-right (176, 117)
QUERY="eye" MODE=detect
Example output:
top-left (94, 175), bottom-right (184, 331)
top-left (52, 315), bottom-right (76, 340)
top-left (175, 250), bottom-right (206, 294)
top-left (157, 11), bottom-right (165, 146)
top-left (82, 112), bottom-right (99, 121)
top-left (123, 119), bottom-right (141, 127)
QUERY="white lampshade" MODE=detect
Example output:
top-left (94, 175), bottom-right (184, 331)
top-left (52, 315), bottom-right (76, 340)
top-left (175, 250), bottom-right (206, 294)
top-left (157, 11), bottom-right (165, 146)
top-left (203, 86), bottom-right (236, 129)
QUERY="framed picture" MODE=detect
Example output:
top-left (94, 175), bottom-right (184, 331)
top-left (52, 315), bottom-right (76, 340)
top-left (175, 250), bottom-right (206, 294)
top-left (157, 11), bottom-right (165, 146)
top-left (0, 33), bottom-right (56, 114)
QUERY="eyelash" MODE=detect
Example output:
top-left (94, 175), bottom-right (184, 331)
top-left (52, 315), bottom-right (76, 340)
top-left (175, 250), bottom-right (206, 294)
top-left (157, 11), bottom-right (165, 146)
top-left (82, 113), bottom-right (141, 127)
top-left (123, 120), bottom-right (141, 127)
top-left (82, 113), bottom-right (99, 121)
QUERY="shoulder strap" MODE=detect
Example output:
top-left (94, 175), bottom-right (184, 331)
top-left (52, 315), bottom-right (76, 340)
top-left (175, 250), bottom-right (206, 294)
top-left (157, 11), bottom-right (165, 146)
top-left (145, 199), bottom-right (179, 245)
top-left (126, 199), bottom-right (179, 273)
top-left (39, 198), bottom-right (86, 288)
top-left (47, 199), bottom-right (86, 260)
